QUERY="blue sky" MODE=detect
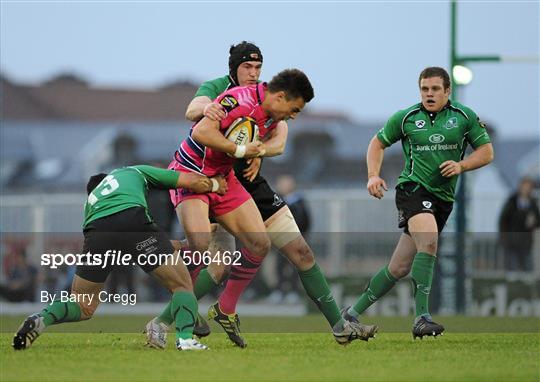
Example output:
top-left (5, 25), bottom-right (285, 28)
top-left (1, 1), bottom-right (538, 138)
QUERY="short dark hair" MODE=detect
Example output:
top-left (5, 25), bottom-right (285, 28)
top-left (86, 173), bottom-right (107, 195)
top-left (418, 67), bottom-right (451, 90)
top-left (268, 69), bottom-right (314, 103)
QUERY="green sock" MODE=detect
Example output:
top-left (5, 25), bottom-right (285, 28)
top-left (157, 302), bottom-right (173, 325)
top-left (155, 269), bottom-right (217, 326)
top-left (411, 252), bottom-right (436, 317)
top-left (193, 268), bottom-right (218, 300)
top-left (350, 265), bottom-right (397, 316)
top-left (298, 263), bottom-right (343, 327)
top-left (39, 300), bottom-right (81, 327)
top-left (170, 291), bottom-right (198, 340)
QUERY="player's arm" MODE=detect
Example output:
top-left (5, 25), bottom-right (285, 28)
top-left (132, 165), bottom-right (226, 194)
top-left (178, 172), bottom-right (227, 194)
top-left (440, 143), bottom-right (494, 177)
top-left (440, 111), bottom-right (494, 177)
top-left (192, 117), bottom-right (264, 159)
top-left (185, 96), bottom-right (226, 122)
top-left (261, 121), bottom-right (288, 157)
top-left (367, 111), bottom-right (403, 199)
top-left (242, 121), bottom-right (288, 181)
top-left (366, 135), bottom-right (388, 199)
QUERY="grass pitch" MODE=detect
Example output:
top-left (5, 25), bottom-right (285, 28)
top-left (1, 315), bottom-right (538, 382)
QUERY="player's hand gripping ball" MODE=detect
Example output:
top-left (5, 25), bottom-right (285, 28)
top-left (224, 117), bottom-right (260, 157)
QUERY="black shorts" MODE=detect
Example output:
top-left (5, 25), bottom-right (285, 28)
top-left (76, 207), bottom-right (174, 283)
top-left (241, 177), bottom-right (287, 222)
top-left (395, 182), bottom-right (453, 234)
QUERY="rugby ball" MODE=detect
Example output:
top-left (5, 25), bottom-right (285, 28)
top-left (224, 117), bottom-right (259, 146)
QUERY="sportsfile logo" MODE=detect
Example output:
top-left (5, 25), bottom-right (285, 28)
top-left (40, 250), bottom-right (242, 269)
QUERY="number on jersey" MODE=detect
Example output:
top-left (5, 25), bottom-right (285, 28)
top-left (87, 175), bottom-right (119, 205)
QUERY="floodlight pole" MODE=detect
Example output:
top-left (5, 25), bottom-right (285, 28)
top-left (450, 0), bottom-right (501, 314)
top-left (450, 1), bottom-right (538, 314)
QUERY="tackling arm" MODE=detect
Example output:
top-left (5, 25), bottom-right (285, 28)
top-left (185, 96), bottom-right (212, 122)
top-left (261, 121), bottom-right (288, 157)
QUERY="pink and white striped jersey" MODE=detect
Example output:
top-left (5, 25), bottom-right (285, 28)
top-left (173, 83), bottom-right (277, 177)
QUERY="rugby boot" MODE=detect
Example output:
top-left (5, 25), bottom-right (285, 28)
top-left (176, 338), bottom-right (209, 351)
top-left (333, 319), bottom-right (378, 345)
top-left (208, 302), bottom-right (246, 348)
top-left (144, 317), bottom-right (169, 349)
top-left (193, 313), bottom-right (211, 338)
top-left (412, 315), bottom-right (445, 339)
top-left (13, 314), bottom-right (45, 350)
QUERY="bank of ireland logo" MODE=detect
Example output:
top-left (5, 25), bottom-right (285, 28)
top-left (429, 133), bottom-right (445, 144)
top-left (444, 117), bottom-right (458, 129)
top-left (422, 201), bottom-right (432, 209)
top-left (415, 120), bottom-right (426, 129)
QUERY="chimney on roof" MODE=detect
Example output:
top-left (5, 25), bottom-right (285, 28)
top-left (43, 73), bottom-right (89, 88)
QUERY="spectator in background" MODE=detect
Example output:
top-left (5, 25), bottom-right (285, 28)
top-left (0, 248), bottom-right (38, 302)
top-left (499, 177), bottom-right (540, 271)
top-left (267, 175), bottom-right (311, 304)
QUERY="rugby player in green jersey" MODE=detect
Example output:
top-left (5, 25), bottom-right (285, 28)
top-left (13, 165), bottom-right (226, 351)
top-left (342, 67), bottom-right (494, 338)
top-left (147, 41), bottom-right (376, 349)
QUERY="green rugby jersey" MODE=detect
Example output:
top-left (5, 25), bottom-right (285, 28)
top-left (377, 101), bottom-right (491, 202)
top-left (83, 165), bottom-right (179, 228)
top-left (194, 75), bottom-right (234, 99)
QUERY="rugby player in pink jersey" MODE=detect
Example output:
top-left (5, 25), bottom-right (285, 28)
top-left (145, 69), bottom-right (311, 349)
top-left (145, 65), bottom-right (377, 349)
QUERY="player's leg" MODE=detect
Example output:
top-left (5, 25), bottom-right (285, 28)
top-left (251, 187), bottom-right (374, 343)
top-left (149, 254), bottom-right (207, 351)
top-left (267, 209), bottom-right (343, 324)
top-left (192, 223), bottom-right (233, 300)
top-left (151, 199), bottom-right (213, 343)
top-left (13, 274), bottom-right (104, 350)
top-left (408, 212), bottom-right (445, 338)
top-left (214, 197), bottom-right (270, 312)
top-left (205, 198), bottom-right (269, 348)
top-left (12, 226), bottom-right (113, 351)
top-left (345, 233), bottom-right (416, 320)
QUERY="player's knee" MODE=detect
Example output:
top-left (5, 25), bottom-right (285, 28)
top-left (388, 263), bottom-right (410, 279)
top-left (249, 235), bottom-right (271, 257)
top-left (210, 264), bottom-right (231, 284)
top-left (163, 274), bottom-right (192, 293)
top-left (188, 235), bottom-right (211, 253)
top-left (418, 239), bottom-right (438, 255)
top-left (290, 243), bottom-right (315, 270)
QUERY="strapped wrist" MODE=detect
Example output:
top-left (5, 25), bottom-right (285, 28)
top-left (210, 178), bottom-right (219, 193)
top-left (234, 145), bottom-right (246, 158)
